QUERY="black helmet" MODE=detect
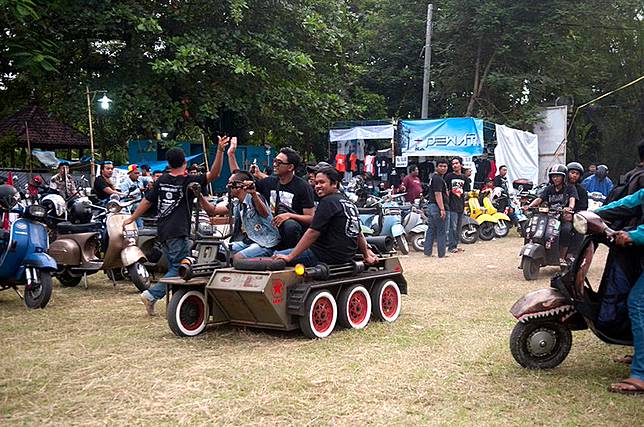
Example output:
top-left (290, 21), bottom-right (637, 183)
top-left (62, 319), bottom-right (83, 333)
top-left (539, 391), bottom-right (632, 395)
top-left (596, 164), bottom-right (608, 179)
top-left (566, 162), bottom-right (584, 174)
top-left (0, 184), bottom-right (19, 211)
top-left (70, 199), bottom-right (92, 224)
top-left (548, 164), bottom-right (568, 179)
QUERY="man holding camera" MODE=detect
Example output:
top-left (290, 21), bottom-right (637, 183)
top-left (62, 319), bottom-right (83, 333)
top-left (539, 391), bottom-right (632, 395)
top-left (124, 136), bottom-right (230, 316)
top-left (199, 170), bottom-right (280, 259)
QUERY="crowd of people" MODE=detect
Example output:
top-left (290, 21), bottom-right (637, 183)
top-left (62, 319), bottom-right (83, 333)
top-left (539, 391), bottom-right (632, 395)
top-left (24, 137), bottom-right (643, 395)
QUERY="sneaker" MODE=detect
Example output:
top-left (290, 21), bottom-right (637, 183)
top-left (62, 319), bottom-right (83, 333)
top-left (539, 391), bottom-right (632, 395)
top-left (449, 248), bottom-right (459, 254)
top-left (140, 293), bottom-right (157, 316)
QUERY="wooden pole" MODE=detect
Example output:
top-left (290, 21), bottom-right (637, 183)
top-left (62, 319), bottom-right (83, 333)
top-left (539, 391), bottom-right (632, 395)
top-left (25, 121), bottom-right (33, 177)
top-left (201, 133), bottom-right (213, 195)
top-left (421, 4), bottom-right (433, 119)
top-left (86, 85), bottom-right (96, 186)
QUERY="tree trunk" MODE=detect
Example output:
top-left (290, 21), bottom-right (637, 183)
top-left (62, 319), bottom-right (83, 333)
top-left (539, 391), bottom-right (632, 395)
top-left (466, 40), bottom-right (496, 117)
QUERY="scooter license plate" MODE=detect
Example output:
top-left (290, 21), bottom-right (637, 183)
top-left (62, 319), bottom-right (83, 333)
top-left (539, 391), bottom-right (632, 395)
top-left (123, 229), bottom-right (137, 238)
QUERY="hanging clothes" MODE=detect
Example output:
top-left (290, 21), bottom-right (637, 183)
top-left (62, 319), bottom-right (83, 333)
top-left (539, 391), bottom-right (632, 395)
top-left (474, 158), bottom-right (491, 189)
top-left (349, 153), bottom-right (358, 172)
top-left (488, 159), bottom-right (497, 180)
top-left (335, 153), bottom-right (347, 172)
top-left (364, 155), bottom-right (376, 176)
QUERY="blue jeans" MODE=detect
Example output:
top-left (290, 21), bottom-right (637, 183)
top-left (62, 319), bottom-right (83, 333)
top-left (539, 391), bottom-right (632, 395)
top-left (629, 272), bottom-right (644, 380)
top-left (446, 211), bottom-right (462, 251)
top-left (424, 203), bottom-right (446, 257)
top-left (230, 241), bottom-right (274, 258)
top-left (145, 237), bottom-right (192, 301)
top-left (273, 248), bottom-right (320, 267)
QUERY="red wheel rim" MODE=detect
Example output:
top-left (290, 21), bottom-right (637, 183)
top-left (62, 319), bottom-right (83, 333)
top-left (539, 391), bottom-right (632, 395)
top-left (348, 290), bottom-right (368, 325)
top-left (180, 295), bottom-right (205, 331)
top-left (311, 296), bottom-right (334, 333)
top-left (381, 285), bottom-right (399, 318)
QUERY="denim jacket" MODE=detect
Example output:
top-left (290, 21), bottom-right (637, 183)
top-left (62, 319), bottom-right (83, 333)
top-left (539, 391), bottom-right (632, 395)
top-left (233, 193), bottom-right (281, 248)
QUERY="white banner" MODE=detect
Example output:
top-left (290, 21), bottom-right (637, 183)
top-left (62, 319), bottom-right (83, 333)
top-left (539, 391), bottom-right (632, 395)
top-left (329, 125), bottom-right (394, 142)
top-left (534, 106), bottom-right (567, 184)
top-left (494, 124), bottom-right (539, 190)
top-left (395, 156), bottom-right (408, 168)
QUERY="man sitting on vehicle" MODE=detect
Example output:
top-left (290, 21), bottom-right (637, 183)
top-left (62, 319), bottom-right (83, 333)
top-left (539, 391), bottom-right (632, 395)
top-left (596, 189), bottom-right (644, 394)
top-left (523, 164), bottom-right (578, 263)
top-left (273, 167), bottom-right (377, 267)
top-left (94, 161), bottom-right (122, 201)
top-left (582, 164), bottom-right (613, 197)
top-left (49, 161), bottom-right (77, 200)
top-left (199, 170), bottom-right (280, 259)
top-left (227, 144), bottom-right (315, 249)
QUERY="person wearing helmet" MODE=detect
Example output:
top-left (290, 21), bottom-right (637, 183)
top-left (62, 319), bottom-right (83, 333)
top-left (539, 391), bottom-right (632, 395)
top-left (523, 164), bottom-right (578, 262)
top-left (566, 162), bottom-right (588, 212)
top-left (0, 184), bottom-right (19, 211)
top-left (582, 164), bottom-right (613, 197)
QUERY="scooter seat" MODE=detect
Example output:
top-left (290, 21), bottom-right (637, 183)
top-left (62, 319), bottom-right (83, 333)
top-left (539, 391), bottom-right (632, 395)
top-left (358, 207), bottom-right (379, 215)
top-left (56, 221), bottom-right (102, 235)
top-left (138, 227), bottom-right (157, 237)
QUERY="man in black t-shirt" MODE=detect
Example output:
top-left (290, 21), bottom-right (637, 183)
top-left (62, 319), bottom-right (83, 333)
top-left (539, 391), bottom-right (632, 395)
top-left (124, 138), bottom-right (231, 316)
top-left (274, 167), bottom-right (376, 266)
top-left (444, 157), bottom-right (470, 253)
top-left (424, 159), bottom-right (449, 258)
top-left (254, 148), bottom-right (315, 249)
top-left (94, 162), bottom-right (121, 201)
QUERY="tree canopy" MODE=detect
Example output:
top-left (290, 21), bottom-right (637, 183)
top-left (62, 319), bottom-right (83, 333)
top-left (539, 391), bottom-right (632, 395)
top-left (1, 0), bottom-right (642, 173)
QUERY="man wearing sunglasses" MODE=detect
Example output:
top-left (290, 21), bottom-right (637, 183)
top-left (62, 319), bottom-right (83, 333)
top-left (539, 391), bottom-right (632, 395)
top-left (200, 170), bottom-right (280, 259)
top-left (253, 148), bottom-right (315, 249)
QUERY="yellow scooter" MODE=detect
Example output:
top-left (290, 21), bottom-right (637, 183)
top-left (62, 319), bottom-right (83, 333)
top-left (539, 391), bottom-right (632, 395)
top-left (481, 189), bottom-right (512, 237)
top-left (466, 190), bottom-right (498, 241)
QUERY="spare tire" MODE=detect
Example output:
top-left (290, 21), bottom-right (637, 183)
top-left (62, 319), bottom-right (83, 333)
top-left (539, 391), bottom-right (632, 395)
top-left (233, 257), bottom-right (287, 271)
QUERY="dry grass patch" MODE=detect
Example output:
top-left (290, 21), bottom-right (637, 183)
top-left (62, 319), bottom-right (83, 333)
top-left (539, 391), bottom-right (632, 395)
top-left (0, 236), bottom-right (640, 425)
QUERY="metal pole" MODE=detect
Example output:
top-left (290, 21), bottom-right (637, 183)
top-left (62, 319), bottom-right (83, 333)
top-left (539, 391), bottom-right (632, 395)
top-left (86, 85), bottom-right (96, 186)
top-left (201, 133), bottom-right (213, 195)
top-left (421, 4), bottom-right (433, 119)
top-left (25, 121), bottom-right (32, 177)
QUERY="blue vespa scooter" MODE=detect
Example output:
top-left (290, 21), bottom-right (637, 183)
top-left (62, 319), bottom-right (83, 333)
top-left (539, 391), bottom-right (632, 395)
top-left (0, 185), bottom-right (57, 309)
top-left (358, 191), bottom-right (409, 254)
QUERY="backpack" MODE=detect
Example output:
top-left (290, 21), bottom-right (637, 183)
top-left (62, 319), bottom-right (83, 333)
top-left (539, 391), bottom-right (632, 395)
top-left (605, 167), bottom-right (644, 204)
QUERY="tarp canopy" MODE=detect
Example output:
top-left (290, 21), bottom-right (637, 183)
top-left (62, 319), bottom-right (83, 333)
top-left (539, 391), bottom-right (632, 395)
top-left (329, 124), bottom-right (394, 142)
top-left (400, 118), bottom-right (484, 157)
top-left (115, 153), bottom-right (203, 173)
top-left (32, 149), bottom-right (92, 168)
top-left (494, 124), bottom-right (539, 188)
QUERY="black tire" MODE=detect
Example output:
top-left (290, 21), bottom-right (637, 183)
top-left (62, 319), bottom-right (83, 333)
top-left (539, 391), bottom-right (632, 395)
top-left (395, 235), bottom-right (409, 255)
top-left (521, 256), bottom-right (540, 281)
top-left (299, 289), bottom-right (337, 339)
top-left (479, 222), bottom-right (495, 241)
top-left (494, 220), bottom-right (510, 238)
top-left (411, 233), bottom-right (425, 252)
top-left (57, 270), bottom-right (81, 287)
top-left (24, 270), bottom-right (53, 309)
top-left (509, 320), bottom-right (572, 369)
top-left (460, 223), bottom-right (479, 244)
top-left (337, 285), bottom-right (371, 329)
top-left (167, 288), bottom-right (208, 337)
top-left (127, 262), bottom-right (151, 292)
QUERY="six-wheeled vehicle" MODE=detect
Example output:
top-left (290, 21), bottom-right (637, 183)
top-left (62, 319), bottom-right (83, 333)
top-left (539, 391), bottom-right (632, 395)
top-left (164, 254), bottom-right (407, 339)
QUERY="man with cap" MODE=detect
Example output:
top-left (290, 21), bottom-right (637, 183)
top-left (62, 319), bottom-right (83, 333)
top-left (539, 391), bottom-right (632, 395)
top-left (49, 161), bottom-right (77, 199)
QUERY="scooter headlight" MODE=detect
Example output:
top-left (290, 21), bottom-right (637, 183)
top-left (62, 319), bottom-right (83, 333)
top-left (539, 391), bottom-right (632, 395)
top-left (573, 213), bottom-right (587, 234)
top-left (27, 205), bottom-right (46, 218)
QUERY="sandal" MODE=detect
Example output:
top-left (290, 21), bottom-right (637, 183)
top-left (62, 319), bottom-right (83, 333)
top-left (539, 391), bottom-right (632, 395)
top-left (613, 355), bottom-right (633, 365)
top-left (608, 377), bottom-right (644, 395)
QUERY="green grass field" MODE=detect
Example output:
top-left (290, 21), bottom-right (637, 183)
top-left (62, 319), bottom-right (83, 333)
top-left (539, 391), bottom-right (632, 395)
top-left (0, 236), bottom-right (640, 425)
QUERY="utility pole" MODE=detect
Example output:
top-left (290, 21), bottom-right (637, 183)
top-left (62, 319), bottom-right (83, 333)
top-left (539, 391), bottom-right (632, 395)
top-left (421, 3), bottom-right (433, 119)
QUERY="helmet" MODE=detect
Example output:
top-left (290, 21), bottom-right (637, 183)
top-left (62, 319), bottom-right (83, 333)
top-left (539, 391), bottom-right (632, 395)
top-left (548, 164), bottom-right (568, 179)
top-left (596, 164), bottom-right (608, 179)
top-left (0, 184), bottom-right (20, 211)
top-left (566, 162), bottom-right (584, 174)
top-left (70, 199), bottom-right (92, 224)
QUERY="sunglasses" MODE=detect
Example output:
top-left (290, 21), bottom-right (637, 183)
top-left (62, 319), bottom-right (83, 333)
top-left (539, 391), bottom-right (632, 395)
top-left (227, 181), bottom-right (246, 189)
top-left (273, 159), bottom-right (291, 167)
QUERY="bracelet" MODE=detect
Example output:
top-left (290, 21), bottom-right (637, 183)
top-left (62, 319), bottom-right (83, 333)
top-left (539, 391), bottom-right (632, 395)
top-left (218, 147), bottom-right (225, 153)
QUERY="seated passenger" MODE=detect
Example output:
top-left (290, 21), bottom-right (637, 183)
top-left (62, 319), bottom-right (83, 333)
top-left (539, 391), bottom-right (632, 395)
top-left (227, 143), bottom-right (315, 249)
top-left (273, 167), bottom-right (377, 267)
top-left (200, 171), bottom-right (280, 259)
